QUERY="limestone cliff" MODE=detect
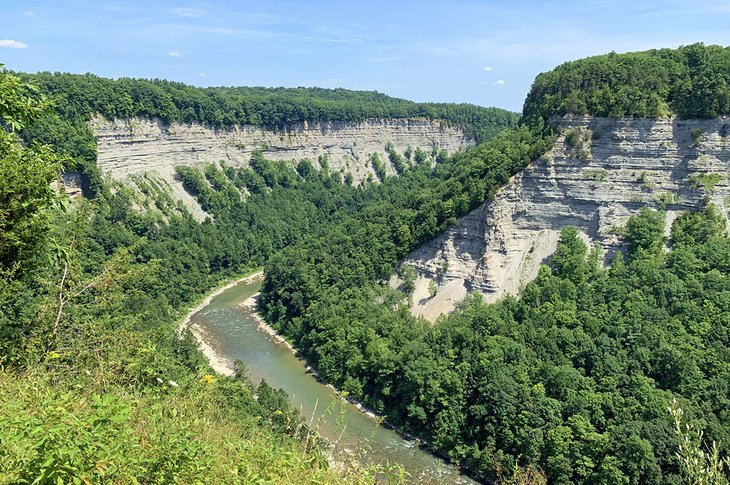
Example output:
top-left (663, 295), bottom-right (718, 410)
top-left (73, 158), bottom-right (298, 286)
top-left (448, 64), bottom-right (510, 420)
top-left (404, 116), bottom-right (730, 320)
top-left (91, 116), bottom-right (470, 220)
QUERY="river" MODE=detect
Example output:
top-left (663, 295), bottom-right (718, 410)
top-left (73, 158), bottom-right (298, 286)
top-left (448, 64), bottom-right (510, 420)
top-left (188, 275), bottom-right (477, 484)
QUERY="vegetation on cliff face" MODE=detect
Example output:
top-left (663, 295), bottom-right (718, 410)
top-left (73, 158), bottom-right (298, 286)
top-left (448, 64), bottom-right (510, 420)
top-left (0, 67), bottom-right (397, 484)
top-left (523, 43), bottom-right (730, 126)
top-left (4, 42), bottom-right (730, 484)
top-left (27, 71), bottom-right (519, 144)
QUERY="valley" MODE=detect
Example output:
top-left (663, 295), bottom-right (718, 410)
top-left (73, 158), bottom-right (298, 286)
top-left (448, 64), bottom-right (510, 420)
top-left (2, 43), bottom-right (729, 485)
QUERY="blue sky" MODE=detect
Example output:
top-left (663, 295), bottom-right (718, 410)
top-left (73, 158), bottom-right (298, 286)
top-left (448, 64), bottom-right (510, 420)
top-left (1, 1), bottom-right (729, 112)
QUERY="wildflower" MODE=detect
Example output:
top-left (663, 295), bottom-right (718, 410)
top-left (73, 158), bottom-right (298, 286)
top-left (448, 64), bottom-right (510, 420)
top-left (200, 374), bottom-right (217, 384)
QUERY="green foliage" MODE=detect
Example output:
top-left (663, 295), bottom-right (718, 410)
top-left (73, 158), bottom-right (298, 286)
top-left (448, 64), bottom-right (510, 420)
top-left (428, 280), bottom-right (438, 298)
top-left (344, 172), bottom-right (354, 186)
top-left (690, 173), bottom-right (725, 193)
top-left (669, 399), bottom-right (730, 485)
top-left (261, 203), bottom-right (730, 483)
top-left (564, 128), bottom-right (583, 148)
top-left (623, 208), bottom-right (666, 254)
top-left (0, 369), bottom-right (353, 484)
top-left (399, 264), bottom-right (417, 298)
top-left (692, 128), bottom-right (704, 146)
top-left (386, 143), bottom-right (409, 175)
top-left (370, 153), bottom-right (387, 182)
top-left (0, 67), bottom-right (63, 277)
top-left (28, 71), bottom-right (518, 143)
top-left (523, 43), bottom-right (730, 126)
top-left (414, 146), bottom-right (429, 164)
top-left (584, 169), bottom-right (608, 181)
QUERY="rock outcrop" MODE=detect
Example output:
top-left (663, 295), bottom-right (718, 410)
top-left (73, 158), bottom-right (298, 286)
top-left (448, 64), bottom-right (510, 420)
top-left (404, 116), bottom-right (730, 320)
top-left (93, 116), bottom-right (469, 182)
top-left (92, 116), bottom-right (470, 220)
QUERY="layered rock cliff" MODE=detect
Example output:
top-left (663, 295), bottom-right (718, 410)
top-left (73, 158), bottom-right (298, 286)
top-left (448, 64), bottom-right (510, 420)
top-left (91, 116), bottom-right (470, 220)
top-left (405, 116), bottom-right (730, 320)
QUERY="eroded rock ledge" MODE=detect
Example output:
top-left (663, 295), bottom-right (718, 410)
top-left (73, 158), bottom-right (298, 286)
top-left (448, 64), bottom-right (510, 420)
top-left (92, 116), bottom-right (470, 220)
top-left (92, 116), bottom-right (469, 182)
top-left (404, 116), bottom-right (730, 320)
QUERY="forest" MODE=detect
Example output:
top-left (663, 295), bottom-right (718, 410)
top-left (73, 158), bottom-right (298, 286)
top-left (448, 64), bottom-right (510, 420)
top-left (2, 43), bottom-right (730, 484)
top-left (1, 63), bottom-right (522, 482)
top-left (522, 43), bottom-right (730, 127)
top-left (26, 71), bottom-right (519, 144)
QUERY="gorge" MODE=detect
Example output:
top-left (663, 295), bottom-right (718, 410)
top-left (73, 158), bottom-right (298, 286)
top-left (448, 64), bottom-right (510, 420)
top-left (3, 44), bottom-right (730, 485)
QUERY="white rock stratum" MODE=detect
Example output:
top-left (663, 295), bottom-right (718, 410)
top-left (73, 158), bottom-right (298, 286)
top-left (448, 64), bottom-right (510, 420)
top-left (91, 116), bottom-right (470, 220)
top-left (404, 116), bottom-right (730, 321)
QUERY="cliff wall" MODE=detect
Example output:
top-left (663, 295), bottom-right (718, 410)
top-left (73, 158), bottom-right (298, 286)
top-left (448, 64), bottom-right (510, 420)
top-left (91, 116), bottom-right (470, 220)
top-left (404, 116), bottom-right (730, 320)
top-left (92, 116), bottom-right (469, 182)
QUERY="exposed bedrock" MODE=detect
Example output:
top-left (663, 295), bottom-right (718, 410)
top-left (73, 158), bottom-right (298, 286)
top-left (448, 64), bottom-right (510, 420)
top-left (403, 116), bottom-right (730, 320)
top-left (92, 116), bottom-right (469, 183)
top-left (91, 116), bottom-right (470, 220)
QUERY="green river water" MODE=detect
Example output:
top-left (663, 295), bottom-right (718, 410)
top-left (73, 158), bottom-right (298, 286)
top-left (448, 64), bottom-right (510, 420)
top-left (190, 277), bottom-right (477, 484)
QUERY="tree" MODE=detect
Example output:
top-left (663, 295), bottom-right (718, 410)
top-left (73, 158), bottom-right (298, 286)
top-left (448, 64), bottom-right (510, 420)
top-left (428, 280), bottom-right (438, 298)
top-left (624, 208), bottom-right (666, 255)
top-left (550, 227), bottom-right (589, 284)
top-left (0, 66), bottom-right (63, 278)
top-left (399, 264), bottom-right (417, 298)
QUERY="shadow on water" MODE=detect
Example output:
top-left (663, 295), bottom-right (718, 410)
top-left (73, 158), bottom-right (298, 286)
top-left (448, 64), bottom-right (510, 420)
top-left (189, 277), bottom-right (479, 484)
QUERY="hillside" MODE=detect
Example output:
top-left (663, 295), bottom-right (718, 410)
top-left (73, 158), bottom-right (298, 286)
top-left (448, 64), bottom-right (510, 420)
top-left (2, 44), bottom-right (729, 485)
top-left (523, 43), bottom-right (730, 125)
top-left (258, 44), bottom-right (730, 484)
top-left (21, 72), bottom-right (516, 219)
top-left (405, 115), bottom-right (730, 319)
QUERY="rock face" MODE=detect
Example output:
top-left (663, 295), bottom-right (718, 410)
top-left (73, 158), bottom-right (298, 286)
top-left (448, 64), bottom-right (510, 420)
top-left (405, 116), bottom-right (730, 321)
top-left (92, 116), bottom-right (469, 183)
top-left (91, 116), bottom-right (470, 220)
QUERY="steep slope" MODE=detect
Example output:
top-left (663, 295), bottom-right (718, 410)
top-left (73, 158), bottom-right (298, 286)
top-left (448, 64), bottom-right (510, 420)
top-left (93, 116), bottom-right (468, 183)
top-left (92, 115), bottom-right (470, 216)
top-left (27, 72), bottom-right (516, 219)
top-left (405, 116), bottom-right (730, 320)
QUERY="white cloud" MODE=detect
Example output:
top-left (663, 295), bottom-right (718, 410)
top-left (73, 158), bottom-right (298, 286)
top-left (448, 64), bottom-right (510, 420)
top-left (168, 51), bottom-right (183, 58)
top-left (367, 55), bottom-right (405, 63)
top-left (171, 7), bottom-right (207, 18)
top-left (198, 72), bottom-right (207, 78)
top-left (482, 65), bottom-right (493, 71)
top-left (493, 79), bottom-right (505, 85)
top-left (23, 11), bottom-right (35, 16)
top-left (0, 39), bottom-right (27, 49)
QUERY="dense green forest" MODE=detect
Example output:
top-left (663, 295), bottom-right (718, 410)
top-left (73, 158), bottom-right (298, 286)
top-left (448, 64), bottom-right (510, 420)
top-left (0, 66), bottom-right (409, 483)
top-left (3, 42), bottom-right (730, 484)
top-left (26, 71), bottom-right (519, 144)
top-left (522, 43), bottom-right (730, 126)
top-left (260, 205), bottom-right (730, 484)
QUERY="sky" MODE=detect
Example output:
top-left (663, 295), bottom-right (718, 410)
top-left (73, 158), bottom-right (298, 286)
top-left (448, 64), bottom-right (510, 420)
top-left (1, 1), bottom-right (729, 112)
